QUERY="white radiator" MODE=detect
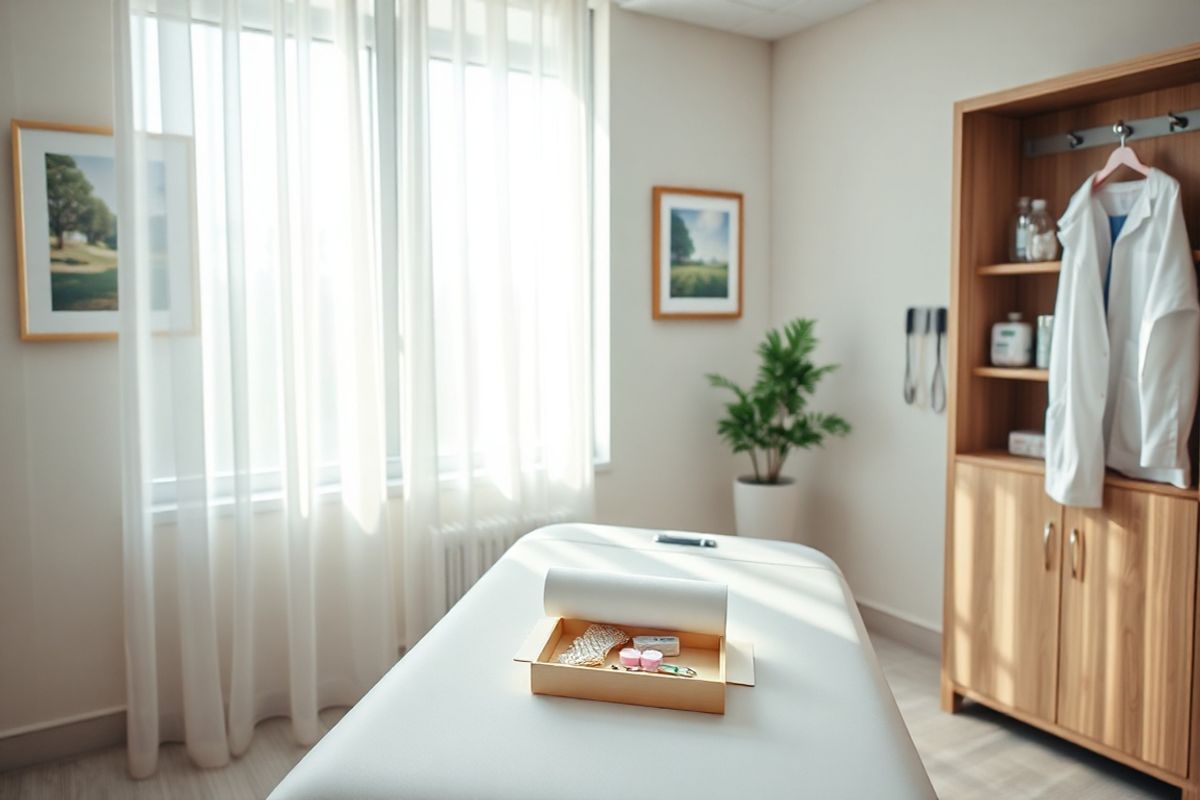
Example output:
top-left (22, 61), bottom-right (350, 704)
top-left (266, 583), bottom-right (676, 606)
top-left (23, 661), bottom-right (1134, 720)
top-left (439, 510), bottom-right (574, 606)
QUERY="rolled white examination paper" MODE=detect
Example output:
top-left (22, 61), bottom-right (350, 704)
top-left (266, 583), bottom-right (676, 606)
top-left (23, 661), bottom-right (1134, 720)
top-left (543, 566), bottom-right (727, 636)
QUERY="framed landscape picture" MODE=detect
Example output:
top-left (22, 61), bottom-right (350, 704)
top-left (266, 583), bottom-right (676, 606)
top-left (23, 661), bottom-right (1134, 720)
top-left (11, 119), bottom-right (194, 340)
top-left (652, 186), bottom-right (743, 319)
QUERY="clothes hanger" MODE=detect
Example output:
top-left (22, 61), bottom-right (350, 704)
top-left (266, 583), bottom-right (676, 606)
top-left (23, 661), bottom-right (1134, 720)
top-left (1092, 121), bottom-right (1150, 188)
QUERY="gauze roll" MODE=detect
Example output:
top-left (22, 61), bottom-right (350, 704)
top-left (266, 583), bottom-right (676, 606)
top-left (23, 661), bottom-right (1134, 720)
top-left (543, 567), bottom-right (727, 636)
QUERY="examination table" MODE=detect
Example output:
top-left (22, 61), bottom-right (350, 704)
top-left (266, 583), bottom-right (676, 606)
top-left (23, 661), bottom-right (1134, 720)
top-left (268, 523), bottom-right (936, 799)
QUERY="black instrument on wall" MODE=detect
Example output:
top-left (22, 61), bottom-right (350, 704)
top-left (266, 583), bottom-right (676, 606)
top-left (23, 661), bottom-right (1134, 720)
top-left (904, 306), bottom-right (948, 414)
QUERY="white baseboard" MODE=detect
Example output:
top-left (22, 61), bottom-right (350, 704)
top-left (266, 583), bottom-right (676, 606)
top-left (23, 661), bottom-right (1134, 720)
top-left (857, 598), bottom-right (941, 658)
top-left (0, 707), bottom-right (125, 773)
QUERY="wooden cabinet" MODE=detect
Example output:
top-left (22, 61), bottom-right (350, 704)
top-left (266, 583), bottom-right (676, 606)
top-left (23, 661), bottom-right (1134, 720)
top-left (946, 466), bottom-right (1199, 781)
top-left (941, 43), bottom-right (1200, 797)
top-left (1057, 489), bottom-right (1197, 776)
top-left (948, 463), bottom-right (1061, 720)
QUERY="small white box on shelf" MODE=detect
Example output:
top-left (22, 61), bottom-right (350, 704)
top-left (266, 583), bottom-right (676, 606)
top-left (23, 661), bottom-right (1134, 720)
top-left (1008, 430), bottom-right (1046, 459)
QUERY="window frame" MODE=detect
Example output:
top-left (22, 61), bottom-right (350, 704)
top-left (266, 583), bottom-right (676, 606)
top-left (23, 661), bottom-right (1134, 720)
top-left (148, 1), bottom-right (609, 521)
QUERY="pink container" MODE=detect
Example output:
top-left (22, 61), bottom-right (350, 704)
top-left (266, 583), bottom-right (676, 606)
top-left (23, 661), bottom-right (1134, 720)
top-left (619, 648), bottom-right (642, 668)
top-left (639, 649), bottom-right (663, 672)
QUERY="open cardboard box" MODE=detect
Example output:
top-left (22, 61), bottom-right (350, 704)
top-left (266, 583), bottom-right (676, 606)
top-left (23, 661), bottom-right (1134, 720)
top-left (514, 617), bottom-right (755, 715)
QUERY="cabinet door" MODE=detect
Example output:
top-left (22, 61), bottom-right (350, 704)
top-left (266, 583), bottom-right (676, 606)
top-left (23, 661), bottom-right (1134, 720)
top-left (949, 463), bottom-right (1063, 719)
top-left (1057, 489), bottom-right (1197, 776)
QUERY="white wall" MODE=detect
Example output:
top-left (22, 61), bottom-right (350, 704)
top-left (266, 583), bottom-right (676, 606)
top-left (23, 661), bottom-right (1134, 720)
top-left (0, 1), bottom-right (772, 741)
top-left (596, 5), bottom-right (772, 534)
top-left (0, 0), bottom-right (128, 736)
top-left (770, 0), bottom-right (1200, 631)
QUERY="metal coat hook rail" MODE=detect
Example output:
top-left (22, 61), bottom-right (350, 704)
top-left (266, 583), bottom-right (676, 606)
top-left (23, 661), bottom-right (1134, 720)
top-left (1024, 107), bottom-right (1199, 157)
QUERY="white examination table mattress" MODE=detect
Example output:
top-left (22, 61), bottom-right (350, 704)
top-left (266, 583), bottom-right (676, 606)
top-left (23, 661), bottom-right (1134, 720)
top-left (269, 524), bottom-right (935, 799)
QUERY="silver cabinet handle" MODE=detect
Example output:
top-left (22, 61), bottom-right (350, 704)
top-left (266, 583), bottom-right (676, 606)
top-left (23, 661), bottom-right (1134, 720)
top-left (1077, 529), bottom-right (1084, 580)
top-left (1043, 522), bottom-right (1055, 570)
top-left (1069, 528), bottom-right (1083, 580)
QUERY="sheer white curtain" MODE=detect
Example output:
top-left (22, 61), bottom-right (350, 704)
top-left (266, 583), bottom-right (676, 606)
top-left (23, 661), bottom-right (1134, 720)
top-left (114, 0), bottom-right (593, 777)
top-left (114, 0), bottom-right (396, 778)
top-left (391, 0), bottom-right (594, 643)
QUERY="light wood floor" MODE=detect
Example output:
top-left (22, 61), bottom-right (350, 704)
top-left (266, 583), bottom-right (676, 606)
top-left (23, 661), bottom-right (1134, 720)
top-left (873, 634), bottom-right (1174, 799)
top-left (0, 634), bottom-right (1180, 799)
top-left (0, 709), bottom-right (346, 800)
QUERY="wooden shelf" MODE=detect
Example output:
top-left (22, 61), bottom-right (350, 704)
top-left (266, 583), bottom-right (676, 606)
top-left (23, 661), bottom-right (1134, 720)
top-left (977, 261), bottom-right (1061, 276)
top-left (957, 450), bottom-right (1198, 500)
top-left (978, 252), bottom-right (1198, 277)
top-left (973, 366), bottom-right (1049, 381)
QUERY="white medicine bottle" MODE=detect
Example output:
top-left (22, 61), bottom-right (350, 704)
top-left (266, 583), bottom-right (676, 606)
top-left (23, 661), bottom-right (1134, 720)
top-left (991, 312), bottom-right (1034, 367)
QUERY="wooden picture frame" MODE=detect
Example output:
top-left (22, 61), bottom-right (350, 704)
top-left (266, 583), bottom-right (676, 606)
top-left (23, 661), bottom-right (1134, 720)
top-left (652, 186), bottom-right (743, 320)
top-left (11, 119), bottom-right (196, 341)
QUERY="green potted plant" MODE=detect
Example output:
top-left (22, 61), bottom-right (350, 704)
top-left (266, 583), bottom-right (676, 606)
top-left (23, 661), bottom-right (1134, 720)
top-left (707, 319), bottom-right (851, 540)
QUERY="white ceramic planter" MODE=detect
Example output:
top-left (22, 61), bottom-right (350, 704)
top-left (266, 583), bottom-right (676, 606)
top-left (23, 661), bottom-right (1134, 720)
top-left (732, 476), bottom-right (801, 541)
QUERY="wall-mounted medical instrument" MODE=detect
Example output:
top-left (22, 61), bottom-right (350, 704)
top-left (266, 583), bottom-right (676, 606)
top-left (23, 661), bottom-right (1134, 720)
top-left (904, 306), bottom-right (948, 414)
top-left (903, 307), bottom-right (923, 405)
top-left (931, 308), bottom-right (947, 413)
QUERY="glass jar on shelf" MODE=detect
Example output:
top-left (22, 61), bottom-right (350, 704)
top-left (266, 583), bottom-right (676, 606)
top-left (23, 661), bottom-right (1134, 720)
top-left (1009, 196), bottom-right (1031, 262)
top-left (1026, 198), bottom-right (1058, 261)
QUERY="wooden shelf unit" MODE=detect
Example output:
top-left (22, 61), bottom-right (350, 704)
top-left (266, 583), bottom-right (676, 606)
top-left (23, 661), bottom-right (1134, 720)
top-left (943, 43), bottom-right (1200, 799)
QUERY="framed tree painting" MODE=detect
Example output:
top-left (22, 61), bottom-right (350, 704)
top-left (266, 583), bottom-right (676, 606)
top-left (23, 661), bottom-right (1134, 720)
top-left (10, 119), bottom-right (194, 340)
top-left (652, 186), bottom-right (743, 320)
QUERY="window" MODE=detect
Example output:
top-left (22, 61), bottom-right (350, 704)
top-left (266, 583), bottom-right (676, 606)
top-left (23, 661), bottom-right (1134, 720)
top-left (138, 13), bottom-right (375, 510)
top-left (138, 1), bottom-right (606, 514)
top-left (415, 0), bottom-right (608, 476)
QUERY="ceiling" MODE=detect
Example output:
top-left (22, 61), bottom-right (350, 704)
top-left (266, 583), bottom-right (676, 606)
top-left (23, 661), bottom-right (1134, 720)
top-left (612, 0), bottom-right (875, 41)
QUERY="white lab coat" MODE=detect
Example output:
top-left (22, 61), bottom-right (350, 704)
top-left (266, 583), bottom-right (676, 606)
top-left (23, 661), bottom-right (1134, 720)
top-left (1045, 168), bottom-right (1200, 508)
